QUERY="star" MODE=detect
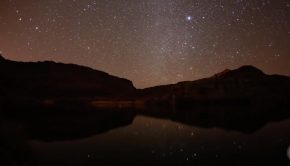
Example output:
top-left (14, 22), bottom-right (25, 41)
top-left (0, 0), bottom-right (288, 88)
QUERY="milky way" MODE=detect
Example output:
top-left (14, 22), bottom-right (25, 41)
top-left (0, 0), bottom-right (289, 88)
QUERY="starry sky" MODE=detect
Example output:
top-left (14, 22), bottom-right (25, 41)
top-left (0, 0), bottom-right (289, 88)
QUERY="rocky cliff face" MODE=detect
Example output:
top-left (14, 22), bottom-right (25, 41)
top-left (0, 55), bottom-right (136, 99)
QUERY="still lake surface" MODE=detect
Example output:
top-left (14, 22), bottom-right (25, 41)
top-left (25, 115), bottom-right (290, 166)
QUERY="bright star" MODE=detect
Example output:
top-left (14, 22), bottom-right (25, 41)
top-left (186, 16), bottom-right (192, 21)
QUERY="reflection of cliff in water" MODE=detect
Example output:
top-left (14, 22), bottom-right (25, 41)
top-left (0, 107), bottom-right (137, 166)
top-left (0, 104), bottom-right (290, 166)
top-left (140, 104), bottom-right (290, 134)
top-left (0, 107), bottom-right (136, 142)
top-left (1, 103), bottom-right (290, 143)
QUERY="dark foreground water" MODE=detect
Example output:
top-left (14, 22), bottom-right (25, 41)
top-left (1, 114), bottom-right (289, 166)
top-left (1, 103), bottom-right (290, 166)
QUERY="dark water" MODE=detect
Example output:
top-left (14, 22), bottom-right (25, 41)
top-left (1, 115), bottom-right (289, 166)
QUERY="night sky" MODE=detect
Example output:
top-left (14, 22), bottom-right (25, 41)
top-left (0, 0), bottom-right (289, 88)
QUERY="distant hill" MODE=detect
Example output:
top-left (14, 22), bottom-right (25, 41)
top-left (0, 55), bottom-right (136, 99)
top-left (140, 65), bottom-right (290, 106)
top-left (1, 55), bottom-right (289, 107)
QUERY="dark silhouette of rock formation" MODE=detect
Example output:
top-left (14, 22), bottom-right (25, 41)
top-left (0, 55), bottom-right (136, 100)
top-left (140, 65), bottom-right (290, 107)
top-left (1, 55), bottom-right (289, 105)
